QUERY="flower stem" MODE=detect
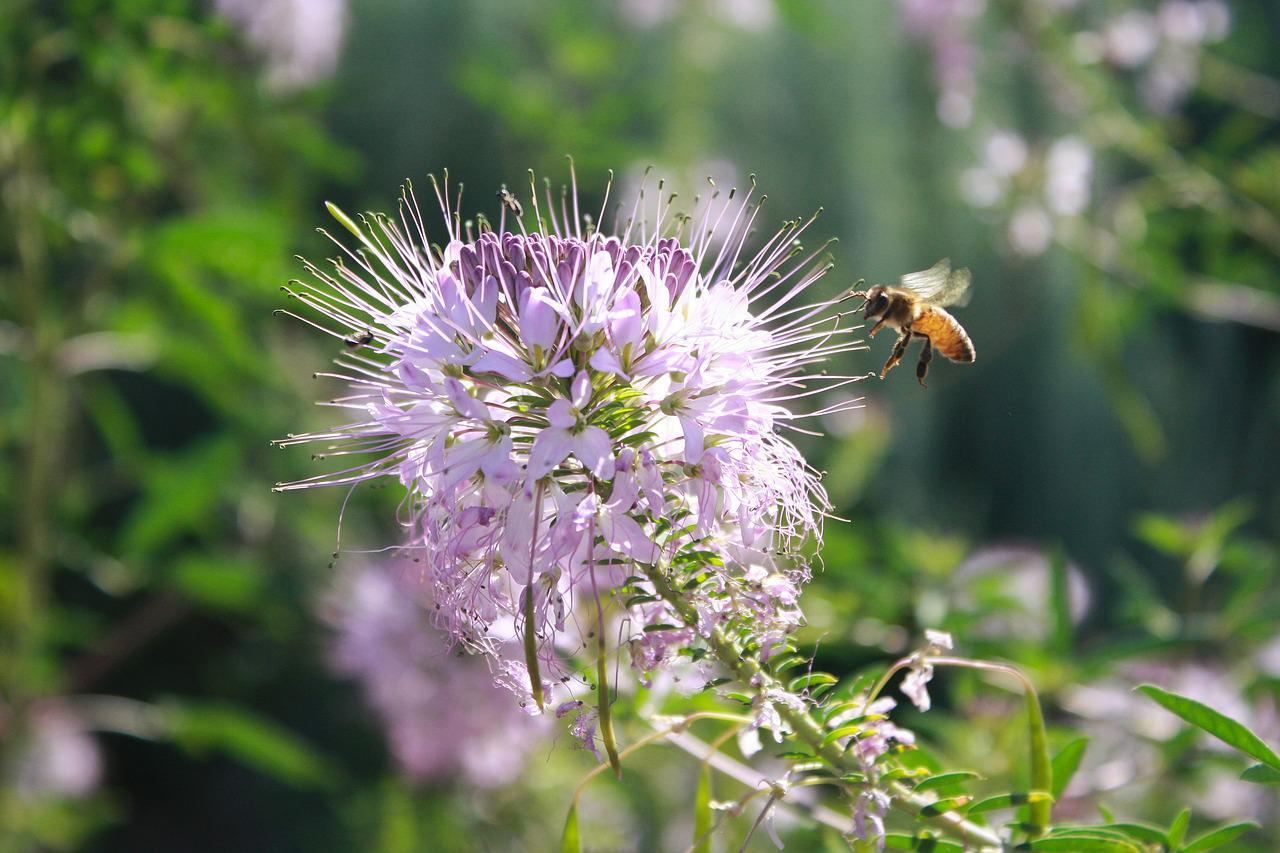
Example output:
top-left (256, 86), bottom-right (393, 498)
top-left (588, 504), bottom-right (621, 775)
top-left (523, 483), bottom-right (546, 711)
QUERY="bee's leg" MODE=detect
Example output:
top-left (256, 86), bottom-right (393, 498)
top-left (868, 316), bottom-right (889, 338)
top-left (915, 335), bottom-right (933, 388)
top-left (880, 330), bottom-right (911, 379)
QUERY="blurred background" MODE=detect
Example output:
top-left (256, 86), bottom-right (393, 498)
top-left (2, 0), bottom-right (1278, 849)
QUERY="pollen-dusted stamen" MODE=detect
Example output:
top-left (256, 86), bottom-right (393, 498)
top-left (279, 168), bottom-right (864, 744)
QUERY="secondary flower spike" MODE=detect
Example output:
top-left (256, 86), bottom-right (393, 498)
top-left (277, 168), bottom-right (864, 724)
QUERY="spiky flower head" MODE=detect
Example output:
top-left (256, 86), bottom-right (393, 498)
top-left (279, 168), bottom-right (861, 715)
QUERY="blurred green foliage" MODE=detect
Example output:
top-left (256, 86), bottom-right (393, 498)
top-left (1, 0), bottom-right (1278, 850)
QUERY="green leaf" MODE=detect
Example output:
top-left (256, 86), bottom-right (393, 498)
top-left (1095, 823), bottom-right (1167, 845)
top-left (1026, 836), bottom-right (1141, 852)
top-left (883, 833), bottom-right (966, 852)
top-left (560, 803), bottom-right (581, 853)
top-left (167, 702), bottom-right (334, 789)
top-left (1181, 821), bottom-right (1260, 852)
top-left (788, 672), bottom-right (838, 692)
top-left (966, 791), bottom-right (1053, 814)
top-left (692, 765), bottom-right (712, 853)
top-left (169, 555), bottom-right (266, 614)
top-left (1240, 763), bottom-right (1280, 784)
top-left (1050, 737), bottom-right (1088, 799)
top-left (913, 771), bottom-right (982, 792)
top-left (821, 724), bottom-right (865, 748)
top-left (1167, 808), bottom-right (1191, 849)
top-left (1136, 684), bottom-right (1280, 769)
top-left (919, 797), bottom-right (970, 817)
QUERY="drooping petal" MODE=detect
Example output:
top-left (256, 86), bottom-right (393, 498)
top-left (600, 511), bottom-right (658, 564)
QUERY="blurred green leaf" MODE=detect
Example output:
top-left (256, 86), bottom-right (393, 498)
top-left (560, 802), bottom-right (581, 853)
top-left (1182, 821), bottom-right (1261, 852)
top-left (1240, 763), bottom-right (1280, 784)
top-left (1137, 684), bottom-right (1280, 769)
top-left (1050, 737), bottom-right (1088, 799)
top-left (169, 555), bottom-right (267, 614)
top-left (166, 701), bottom-right (336, 790)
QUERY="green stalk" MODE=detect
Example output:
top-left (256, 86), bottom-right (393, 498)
top-left (523, 483), bottom-right (546, 711)
top-left (587, 509), bottom-right (621, 776)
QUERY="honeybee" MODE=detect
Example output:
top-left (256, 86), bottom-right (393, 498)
top-left (849, 258), bottom-right (976, 388)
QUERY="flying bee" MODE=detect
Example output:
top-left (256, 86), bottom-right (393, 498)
top-left (496, 184), bottom-right (523, 218)
top-left (847, 258), bottom-right (975, 388)
top-left (343, 329), bottom-right (375, 349)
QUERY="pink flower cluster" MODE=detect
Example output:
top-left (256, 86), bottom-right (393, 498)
top-left (281, 172), bottom-right (858, 712)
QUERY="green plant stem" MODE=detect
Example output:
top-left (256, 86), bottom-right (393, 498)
top-left (587, 510), bottom-right (621, 776)
top-left (640, 563), bottom-right (1005, 851)
top-left (523, 483), bottom-right (546, 711)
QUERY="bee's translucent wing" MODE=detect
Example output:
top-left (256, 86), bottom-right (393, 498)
top-left (898, 258), bottom-right (972, 308)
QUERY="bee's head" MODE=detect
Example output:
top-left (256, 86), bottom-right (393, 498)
top-left (863, 285), bottom-right (890, 321)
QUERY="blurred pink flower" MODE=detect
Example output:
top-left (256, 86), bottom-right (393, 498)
top-left (323, 563), bottom-right (550, 787)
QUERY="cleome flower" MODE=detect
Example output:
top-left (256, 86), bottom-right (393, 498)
top-left (277, 168), bottom-right (863, 731)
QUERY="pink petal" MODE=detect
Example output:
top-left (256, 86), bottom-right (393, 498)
top-left (473, 349), bottom-right (533, 382)
top-left (527, 428), bottom-right (574, 480)
top-left (571, 371), bottom-right (592, 408)
top-left (680, 416), bottom-right (704, 462)
top-left (445, 378), bottom-right (489, 421)
top-left (521, 287), bottom-right (561, 350)
top-left (589, 347), bottom-right (626, 378)
top-left (573, 426), bottom-right (615, 480)
top-left (601, 511), bottom-right (658, 563)
top-left (547, 399), bottom-right (576, 429)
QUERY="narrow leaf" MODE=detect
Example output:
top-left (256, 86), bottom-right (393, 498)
top-left (1050, 737), bottom-right (1088, 799)
top-left (1167, 807), bottom-right (1191, 849)
top-left (1096, 823), bottom-right (1167, 845)
top-left (789, 672), bottom-right (839, 692)
top-left (1027, 837), bottom-right (1141, 852)
top-left (1240, 763), bottom-right (1280, 785)
top-left (560, 803), bottom-right (581, 853)
top-left (914, 771), bottom-right (982, 792)
top-left (883, 833), bottom-right (965, 852)
top-left (919, 797), bottom-right (970, 817)
top-left (1137, 684), bottom-right (1280, 769)
top-left (1182, 821), bottom-right (1260, 853)
top-left (966, 791), bottom-right (1053, 814)
top-left (821, 725), bottom-right (864, 748)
